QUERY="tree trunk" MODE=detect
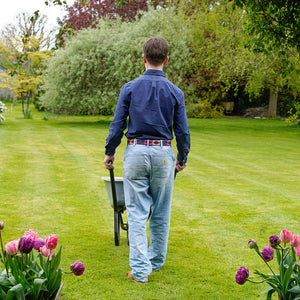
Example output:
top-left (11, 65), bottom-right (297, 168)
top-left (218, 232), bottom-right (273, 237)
top-left (268, 88), bottom-right (278, 118)
top-left (26, 91), bottom-right (31, 113)
top-left (21, 94), bottom-right (25, 115)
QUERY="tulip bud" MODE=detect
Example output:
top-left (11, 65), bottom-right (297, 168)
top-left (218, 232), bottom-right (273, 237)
top-left (0, 221), bottom-right (4, 230)
top-left (248, 239), bottom-right (257, 249)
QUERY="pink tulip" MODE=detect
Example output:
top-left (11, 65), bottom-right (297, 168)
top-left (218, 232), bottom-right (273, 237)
top-left (291, 235), bottom-right (300, 248)
top-left (294, 246), bottom-right (300, 258)
top-left (45, 234), bottom-right (58, 250)
top-left (280, 230), bottom-right (293, 243)
top-left (40, 245), bottom-right (55, 261)
top-left (24, 229), bottom-right (38, 241)
top-left (5, 240), bottom-right (19, 255)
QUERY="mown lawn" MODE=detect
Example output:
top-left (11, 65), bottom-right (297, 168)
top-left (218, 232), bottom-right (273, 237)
top-left (0, 104), bottom-right (300, 299)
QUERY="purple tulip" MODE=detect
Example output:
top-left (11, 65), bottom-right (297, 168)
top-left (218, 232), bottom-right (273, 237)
top-left (33, 238), bottom-right (45, 251)
top-left (261, 245), bottom-right (274, 262)
top-left (70, 260), bottom-right (85, 276)
top-left (18, 237), bottom-right (34, 254)
top-left (269, 235), bottom-right (280, 247)
top-left (235, 266), bottom-right (249, 285)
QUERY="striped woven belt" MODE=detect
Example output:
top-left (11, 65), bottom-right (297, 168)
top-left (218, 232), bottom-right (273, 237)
top-left (127, 139), bottom-right (172, 146)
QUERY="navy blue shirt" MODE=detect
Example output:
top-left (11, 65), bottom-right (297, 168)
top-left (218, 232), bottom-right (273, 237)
top-left (105, 69), bottom-right (190, 163)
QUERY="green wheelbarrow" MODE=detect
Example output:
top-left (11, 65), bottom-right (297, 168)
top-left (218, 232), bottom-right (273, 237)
top-left (102, 167), bottom-right (128, 246)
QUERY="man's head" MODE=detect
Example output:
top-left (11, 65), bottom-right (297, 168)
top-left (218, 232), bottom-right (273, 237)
top-left (142, 36), bottom-right (169, 67)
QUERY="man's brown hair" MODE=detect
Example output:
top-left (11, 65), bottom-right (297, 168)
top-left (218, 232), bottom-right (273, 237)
top-left (142, 36), bottom-right (169, 66)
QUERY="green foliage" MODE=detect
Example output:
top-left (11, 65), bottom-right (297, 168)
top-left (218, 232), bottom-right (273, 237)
top-left (186, 100), bottom-right (224, 118)
top-left (23, 110), bottom-right (32, 119)
top-left (40, 8), bottom-right (190, 115)
top-left (40, 1), bottom-right (300, 117)
top-left (180, 0), bottom-right (300, 117)
top-left (0, 249), bottom-right (62, 300)
top-left (287, 102), bottom-right (300, 125)
top-left (231, 0), bottom-right (300, 53)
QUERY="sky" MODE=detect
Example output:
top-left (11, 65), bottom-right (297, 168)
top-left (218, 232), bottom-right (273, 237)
top-left (0, 0), bottom-right (74, 31)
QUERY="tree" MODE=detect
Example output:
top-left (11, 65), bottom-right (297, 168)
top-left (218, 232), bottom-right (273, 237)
top-left (56, 0), bottom-right (167, 46)
top-left (178, 0), bottom-right (300, 117)
top-left (0, 12), bottom-right (52, 116)
top-left (231, 0), bottom-right (300, 53)
top-left (0, 12), bottom-right (55, 51)
top-left (0, 38), bottom-right (50, 116)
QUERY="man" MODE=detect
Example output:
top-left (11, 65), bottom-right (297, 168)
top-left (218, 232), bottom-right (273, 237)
top-left (104, 36), bottom-right (190, 283)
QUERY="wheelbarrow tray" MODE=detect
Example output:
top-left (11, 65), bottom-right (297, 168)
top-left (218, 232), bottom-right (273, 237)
top-left (101, 176), bottom-right (125, 208)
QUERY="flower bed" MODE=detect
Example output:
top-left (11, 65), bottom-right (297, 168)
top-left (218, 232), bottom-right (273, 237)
top-left (0, 221), bottom-right (85, 299)
top-left (236, 229), bottom-right (300, 299)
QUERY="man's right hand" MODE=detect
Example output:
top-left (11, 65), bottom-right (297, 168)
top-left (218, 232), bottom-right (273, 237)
top-left (176, 160), bottom-right (187, 172)
top-left (104, 155), bottom-right (115, 170)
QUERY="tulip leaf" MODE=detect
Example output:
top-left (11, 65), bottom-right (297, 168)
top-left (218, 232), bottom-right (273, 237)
top-left (289, 286), bottom-right (300, 294)
top-left (6, 284), bottom-right (25, 300)
top-left (283, 262), bottom-right (294, 292)
top-left (266, 288), bottom-right (275, 300)
top-left (33, 278), bottom-right (47, 299)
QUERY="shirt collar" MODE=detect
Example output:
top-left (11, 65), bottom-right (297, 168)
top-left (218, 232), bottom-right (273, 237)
top-left (143, 69), bottom-right (165, 77)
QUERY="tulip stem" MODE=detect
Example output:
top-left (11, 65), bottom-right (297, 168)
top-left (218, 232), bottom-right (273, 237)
top-left (247, 279), bottom-right (265, 284)
top-left (0, 231), bottom-right (9, 277)
top-left (0, 231), bottom-right (5, 262)
top-left (254, 248), bottom-right (279, 283)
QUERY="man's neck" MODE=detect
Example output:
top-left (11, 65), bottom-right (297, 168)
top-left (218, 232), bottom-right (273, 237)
top-left (145, 63), bottom-right (163, 71)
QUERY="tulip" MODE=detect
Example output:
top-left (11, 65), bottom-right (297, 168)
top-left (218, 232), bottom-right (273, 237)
top-left (269, 235), bottom-right (281, 247)
top-left (70, 260), bottom-right (85, 276)
top-left (5, 240), bottom-right (19, 255)
top-left (40, 245), bottom-right (55, 261)
top-left (294, 246), bottom-right (300, 258)
top-left (235, 266), bottom-right (249, 285)
top-left (45, 234), bottom-right (58, 250)
top-left (24, 229), bottom-right (37, 241)
top-left (0, 221), bottom-right (4, 230)
top-left (291, 235), bottom-right (300, 248)
top-left (261, 245), bottom-right (274, 262)
top-left (33, 238), bottom-right (45, 251)
top-left (19, 237), bottom-right (34, 254)
top-left (280, 230), bottom-right (293, 243)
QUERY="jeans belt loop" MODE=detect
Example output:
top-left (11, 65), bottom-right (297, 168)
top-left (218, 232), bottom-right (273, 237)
top-left (147, 139), bottom-right (149, 146)
top-left (134, 138), bottom-right (137, 146)
top-left (160, 140), bottom-right (163, 147)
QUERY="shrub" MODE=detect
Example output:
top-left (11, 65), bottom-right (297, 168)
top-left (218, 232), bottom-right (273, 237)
top-left (40, 8), bottom-right (190, 115)
top-left (186, 100), bottom-right (224, 118)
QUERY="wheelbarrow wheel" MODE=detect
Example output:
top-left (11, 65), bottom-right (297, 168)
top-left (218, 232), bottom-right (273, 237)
top-left (114, 211), bottom-right (120, 246)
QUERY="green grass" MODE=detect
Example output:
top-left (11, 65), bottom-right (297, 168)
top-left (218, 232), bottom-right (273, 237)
top-left (1, 104), bottom-right (300, 299)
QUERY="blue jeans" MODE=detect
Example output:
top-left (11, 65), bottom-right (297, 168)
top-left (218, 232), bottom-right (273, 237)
top-left (123, 144), bottom-right (175, 282)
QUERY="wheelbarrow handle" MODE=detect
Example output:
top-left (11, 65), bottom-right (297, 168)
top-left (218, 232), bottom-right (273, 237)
top-left (174, 162), bottom-right (183, 178)
top-left (108, 165), bottom-right (118, 212)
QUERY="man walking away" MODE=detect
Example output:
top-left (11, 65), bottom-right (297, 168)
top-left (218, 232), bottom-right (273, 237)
top-left (104, 36), bottom-right (190, 283)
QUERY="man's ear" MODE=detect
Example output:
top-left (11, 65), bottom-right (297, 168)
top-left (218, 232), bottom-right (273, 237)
top-left (143, 54), bottom-right (147, 64)
top-left (163, 56), bottom-right (169, 65)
